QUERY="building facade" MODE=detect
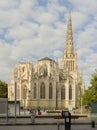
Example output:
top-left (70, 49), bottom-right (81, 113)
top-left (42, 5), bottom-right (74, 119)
top-left (8, 14), bottom-right (85, 110)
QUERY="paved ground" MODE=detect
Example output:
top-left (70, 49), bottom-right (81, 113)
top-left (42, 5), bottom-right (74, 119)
top-left (0, 116), bottom-right (93, 124)
top-left (0, 110), bottom-right (97, 130)
top-left (0, 125), bottom-right (96, 130)
top-left (0, 116), bottom-right (96, 130)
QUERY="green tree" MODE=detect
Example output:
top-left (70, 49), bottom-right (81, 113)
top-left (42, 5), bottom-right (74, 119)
top-left (82, 69), bottom-right (97, 106)
top-left (0, 80), bottom-right (8, 98)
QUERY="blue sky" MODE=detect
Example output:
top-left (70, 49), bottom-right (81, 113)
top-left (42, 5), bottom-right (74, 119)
top-left (0, 0), bottom-right (97, 88)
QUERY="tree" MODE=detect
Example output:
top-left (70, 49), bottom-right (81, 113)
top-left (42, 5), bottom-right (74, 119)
top-left (82, 69), bottom-right (97, 106)
top-left (0, 80), bottom-right (8, 98)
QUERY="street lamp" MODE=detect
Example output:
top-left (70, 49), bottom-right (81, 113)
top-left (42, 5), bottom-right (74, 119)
top-left (23, 86), bottom-right (27, 115)
top-left (24, 98), bottom-right (26, 115)
top-left (14, 68), bottom-right (17, 123)
top-left (80, 87), bottom-right (82, 114)
top-left (14, 81), bottom-right (17, 123)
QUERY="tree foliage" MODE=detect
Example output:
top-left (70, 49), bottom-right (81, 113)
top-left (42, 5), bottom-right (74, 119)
top-left (0, 80), bottom-right (8, 98)
top-left (82, 69), bottom-right (97, 106)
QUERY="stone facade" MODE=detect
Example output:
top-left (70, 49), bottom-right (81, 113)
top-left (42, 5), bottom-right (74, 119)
top-left (8, 14), bottom-right (85, 110)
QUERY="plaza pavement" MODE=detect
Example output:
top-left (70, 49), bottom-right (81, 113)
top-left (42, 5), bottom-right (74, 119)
top-left (0, 115), bottom-right (93, 125)
top-left (0, 125), bottom-right (96, 130)
top-left (0, 116), bottom-right (97, 130)
top-left (0, 110), bottom-right (97, 130)
top-left (0, 116), bottom-right (96, 125)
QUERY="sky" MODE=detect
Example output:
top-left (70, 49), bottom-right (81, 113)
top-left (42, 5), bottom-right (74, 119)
top-left (0, 0), bottom-right (97, 88)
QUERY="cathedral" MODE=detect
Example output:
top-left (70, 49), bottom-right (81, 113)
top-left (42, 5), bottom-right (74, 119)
top-left (8, 14), bottom-right (85, 110)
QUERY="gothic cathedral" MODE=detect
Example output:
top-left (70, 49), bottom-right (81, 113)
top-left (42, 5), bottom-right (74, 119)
top-left (8, 14), bottom-right (85, 110)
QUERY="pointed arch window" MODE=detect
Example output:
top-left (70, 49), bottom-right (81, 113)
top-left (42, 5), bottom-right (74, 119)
top-left (40, 82), bottom-right (45, 99)
top-left (23, 85), bottom-right (27, 99)
top-left (49, 83), bottom-right (53, 99)
top-left (61, 85), bottom-right (65, 99)
top-left (34, 83), bottom-right (36, 99)
top-left (69, 85), bottom-right (72, 100)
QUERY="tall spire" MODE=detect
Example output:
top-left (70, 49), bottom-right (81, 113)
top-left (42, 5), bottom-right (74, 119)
top-left (65, 13), bottom-right (74, 54)
top-left (62, 13), bottom-right (77, 72)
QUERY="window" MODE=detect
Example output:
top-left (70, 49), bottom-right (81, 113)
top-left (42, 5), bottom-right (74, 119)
top-left (22, 67), bottom-right (25, 73)
top-left (61, 85), bottom-right (65, 99)
top-left (40, 82), bottom-right (45, 99)
top-left (23, 85), bottom-right (27, 99)
top-left (49, 83), bottom-right (53, 99)
top-left (69, 85), bottom-right (72, 100)
top-left (34, 83), bottom-right (36, 98)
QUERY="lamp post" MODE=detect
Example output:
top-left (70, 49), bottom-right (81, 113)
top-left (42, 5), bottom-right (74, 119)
top-left (80, 87), bottom-right (82, 114)
top-left (14, 68), bottom-right (17, 123)
top-left (23, 86), bottom-right (27, 116)
top-left (24, 98), bottom-right (26, 115)
top-left (81, 95), bottom-right (82, 114)
top-left (15, 81), bottom-right (17, 123)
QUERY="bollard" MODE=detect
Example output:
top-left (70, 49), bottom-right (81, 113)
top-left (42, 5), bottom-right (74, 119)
top-left (30, 109), bottom-right (36, 124)
top-left (91, 121), bottom-right (95, 128)
top-left (31, 114), bottom-right (35, 124)
top-left (65, 122), bottom-right (71, 130)
top-left (57, 121), bottom-right (60, 130)
top-left (6, 114), bottom-right (9, 123)
top-left (30, 111), bottom-right (36, 124)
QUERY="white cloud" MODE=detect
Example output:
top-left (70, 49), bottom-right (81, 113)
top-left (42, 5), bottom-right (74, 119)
top-left (0, 10), bottom-right (24, 28)
top-left (78, 51), bottom-right (97, 89)
top-left (36, 12), bottom-right (58, 25)
top-left (5, 22), bottom-right (39, 41)
top-left (77, 48), bottom-right (93, 59)
top-left (0, 0), bottom-right (97, 89)
top-left (76, 24), bottom-right (97, 51)
top-left (53, 50), bottom-right (63, 58)
top-left (68, 0), bottom-right (97, 15)
top-left (0, 41), bottom-right (12, 62)
top-left (71, 12), bottom-right (89, 30)
top-left (19, 0), bottom-right (37, 10)
top-left (0, 0), bottom-right (19, 9)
